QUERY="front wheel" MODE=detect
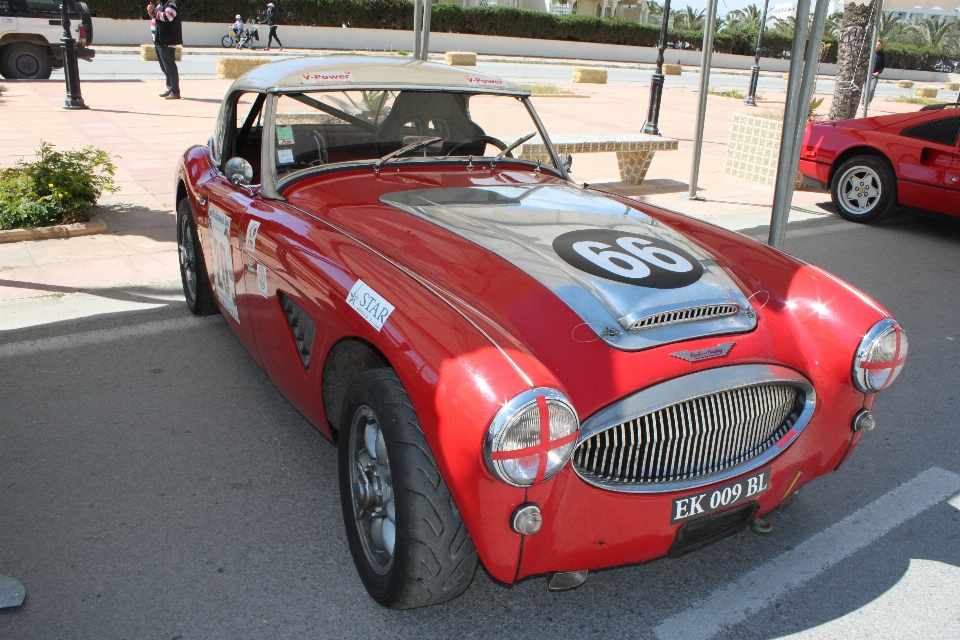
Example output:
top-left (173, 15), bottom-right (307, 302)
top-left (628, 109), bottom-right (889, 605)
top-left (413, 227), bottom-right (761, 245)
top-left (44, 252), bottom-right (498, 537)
top-left (338, 368), bottom-right (478, 609)
top-left (222, 35), bottom-right (235, 48)
top-left (3, 42), bottom-right (52, 80)
top-left (831, 155), bottom-right (897, 223)
top-left (177, 198), bottom-right (219, 316)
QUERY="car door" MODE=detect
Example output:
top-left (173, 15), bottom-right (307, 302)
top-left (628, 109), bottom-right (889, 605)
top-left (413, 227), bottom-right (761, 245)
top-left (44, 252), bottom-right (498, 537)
top-left (238, 204), bottom-right (329, 431)
top-left (892, 114), bottom-right (960, 215)
top-left (0, 1), bottom-right (18, 39)
top-left (194, 91), bottom-right (265, 365)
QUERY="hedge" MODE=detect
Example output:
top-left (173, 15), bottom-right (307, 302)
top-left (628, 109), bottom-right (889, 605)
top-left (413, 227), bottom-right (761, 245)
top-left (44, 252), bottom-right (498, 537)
top-left (91, 0), bottom-right (960, 69)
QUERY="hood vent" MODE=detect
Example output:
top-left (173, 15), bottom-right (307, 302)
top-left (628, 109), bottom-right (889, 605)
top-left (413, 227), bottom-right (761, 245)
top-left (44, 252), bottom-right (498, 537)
top-left (628, 303), bottom-right (741, 331)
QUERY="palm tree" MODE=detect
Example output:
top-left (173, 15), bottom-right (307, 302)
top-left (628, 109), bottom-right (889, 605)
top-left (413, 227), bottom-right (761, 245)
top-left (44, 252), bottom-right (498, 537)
top-left (878, 10), bottom-right (902, 40)
top-left (726, 4), bottom-right (763, 31)
top-left (647, 0), bottom-right (663, 18)
top-left (771, 15), bottom-right (797, 35)
top-left (824, 11), bottom-right (844, 38)
top-left (912, 16), bottom-right (957, 49)
top-left (673, 6), bottom-right (706, 30)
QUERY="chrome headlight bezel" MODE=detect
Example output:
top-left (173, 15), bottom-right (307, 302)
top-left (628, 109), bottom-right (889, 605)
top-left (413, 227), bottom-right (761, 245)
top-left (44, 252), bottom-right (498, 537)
top-left (484, 388), bottom-right (579, 487)
top-left (853, 318), bottom-right (908, 393)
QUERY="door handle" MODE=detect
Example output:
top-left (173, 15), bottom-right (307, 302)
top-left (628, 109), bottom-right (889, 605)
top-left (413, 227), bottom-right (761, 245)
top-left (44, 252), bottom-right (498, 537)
top-left (195, 195), bottom-right (207, 207)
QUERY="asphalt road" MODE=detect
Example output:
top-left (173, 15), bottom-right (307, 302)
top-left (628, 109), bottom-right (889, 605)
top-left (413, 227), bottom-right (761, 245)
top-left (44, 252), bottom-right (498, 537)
top-left (57, 50), bottom-right (937, 102)
top-left (1, 210), bottom-right (959, 639)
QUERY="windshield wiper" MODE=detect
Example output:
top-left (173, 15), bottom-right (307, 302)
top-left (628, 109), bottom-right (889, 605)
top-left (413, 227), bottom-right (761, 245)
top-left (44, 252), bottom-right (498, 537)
top-left (493, 132), bottom-right (537, 166)
top-left (373, 137), bottom-right (443, 174)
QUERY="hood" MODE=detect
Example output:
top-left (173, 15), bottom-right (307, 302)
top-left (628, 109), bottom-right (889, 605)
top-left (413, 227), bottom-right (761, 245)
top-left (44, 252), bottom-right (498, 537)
top-left (380, 185), bottom-right (756, 351)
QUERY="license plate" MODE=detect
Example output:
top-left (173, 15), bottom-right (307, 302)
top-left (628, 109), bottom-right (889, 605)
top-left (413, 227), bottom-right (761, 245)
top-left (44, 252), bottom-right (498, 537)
top-left (671, 468), bottom-right (771, 524)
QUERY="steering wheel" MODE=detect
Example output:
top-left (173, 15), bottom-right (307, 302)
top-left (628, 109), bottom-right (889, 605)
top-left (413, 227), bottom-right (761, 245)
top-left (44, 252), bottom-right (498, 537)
top-left (445, 135), bottom-right (509, 157)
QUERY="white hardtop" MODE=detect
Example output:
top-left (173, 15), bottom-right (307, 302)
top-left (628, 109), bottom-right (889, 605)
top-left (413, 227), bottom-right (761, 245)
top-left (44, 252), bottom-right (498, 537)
top-left (229, 55), bottom-right (530, 95)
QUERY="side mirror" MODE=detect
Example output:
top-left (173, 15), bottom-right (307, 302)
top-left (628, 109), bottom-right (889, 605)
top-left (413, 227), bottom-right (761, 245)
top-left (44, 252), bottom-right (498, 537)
top-left (562, 153), bottom-right (573, 173)
top-left (225, 157), bottom-right (254, 186)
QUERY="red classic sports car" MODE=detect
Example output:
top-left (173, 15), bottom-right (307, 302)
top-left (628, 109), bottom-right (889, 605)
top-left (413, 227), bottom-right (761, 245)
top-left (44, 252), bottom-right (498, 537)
top-left (799, 102), bottom-right (960, 223)
top-left (176, 57), bottom-right (908, 608)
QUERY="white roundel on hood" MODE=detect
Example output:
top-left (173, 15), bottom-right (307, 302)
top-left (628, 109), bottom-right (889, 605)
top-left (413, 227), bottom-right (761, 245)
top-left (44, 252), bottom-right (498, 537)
top-left (380, 184), bottom-right (756, 351)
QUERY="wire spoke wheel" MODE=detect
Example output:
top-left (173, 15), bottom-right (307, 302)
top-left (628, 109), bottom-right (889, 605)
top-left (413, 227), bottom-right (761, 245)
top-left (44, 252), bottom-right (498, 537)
top-left (839, 166), bottom-right (882, 215)
top-left (348, 405), bottom-right (396, 576)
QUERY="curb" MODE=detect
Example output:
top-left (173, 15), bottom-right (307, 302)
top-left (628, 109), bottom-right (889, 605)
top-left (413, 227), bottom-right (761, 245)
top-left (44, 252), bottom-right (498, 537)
top-left (0, 216), bottom-right (108, 244)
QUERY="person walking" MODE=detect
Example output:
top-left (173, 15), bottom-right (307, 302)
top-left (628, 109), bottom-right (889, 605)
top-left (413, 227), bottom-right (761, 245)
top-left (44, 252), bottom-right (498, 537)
top-left (263, 2), bottom-right (283, 51)
top-left (154, 0), bottom-right (182, 99)
top-left (864, 39), bottom-right (885, 107)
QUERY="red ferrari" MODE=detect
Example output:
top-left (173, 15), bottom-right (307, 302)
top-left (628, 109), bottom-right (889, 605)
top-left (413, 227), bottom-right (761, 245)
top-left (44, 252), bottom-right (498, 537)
top-left (176, 56), bottom-right (908, 608)
top-left (799, 103), bottom-right (960, 222)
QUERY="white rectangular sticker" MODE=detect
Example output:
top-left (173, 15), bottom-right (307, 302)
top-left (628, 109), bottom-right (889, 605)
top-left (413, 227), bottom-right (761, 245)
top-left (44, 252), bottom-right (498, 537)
top-left (346, 280), bottom-right (395, 331)
top-left (300, 71), bottom-right (353, 85)
top-left (465, 75), bottom-right (505, 88)
top-left (277, 149), bottom-right (294, 165)
top-left (207, 205), bottom-right (240, 324)
top-left (256, 263), bottom-right (269, 298)
top-left (245, 219), bottom-right (260, 253)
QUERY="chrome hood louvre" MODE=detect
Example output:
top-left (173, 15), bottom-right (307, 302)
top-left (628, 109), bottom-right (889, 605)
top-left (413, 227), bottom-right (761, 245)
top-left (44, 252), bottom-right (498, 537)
top-left (380, 185), bottom-right (756, 350)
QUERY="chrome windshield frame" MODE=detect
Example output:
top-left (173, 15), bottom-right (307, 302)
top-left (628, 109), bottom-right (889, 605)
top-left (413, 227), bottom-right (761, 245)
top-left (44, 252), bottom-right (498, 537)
top-left (261, 88), bottom-right (570, 197)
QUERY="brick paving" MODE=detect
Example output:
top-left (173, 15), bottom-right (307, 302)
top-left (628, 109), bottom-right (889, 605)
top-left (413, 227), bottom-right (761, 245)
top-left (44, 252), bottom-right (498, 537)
top-left (0, 69), bottom-right (921, 306)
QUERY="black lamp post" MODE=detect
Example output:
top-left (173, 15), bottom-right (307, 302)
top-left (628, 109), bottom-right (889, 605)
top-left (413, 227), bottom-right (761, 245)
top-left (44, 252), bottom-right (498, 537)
top-left (744, 0), bottom-right (770, 106)
top-left (642, 0), bottom-right (672, 136)
top-left (60, 1), bottom-right (87, 110)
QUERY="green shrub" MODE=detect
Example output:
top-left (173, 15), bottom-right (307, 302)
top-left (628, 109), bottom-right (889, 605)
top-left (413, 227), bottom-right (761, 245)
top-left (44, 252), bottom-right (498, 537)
top-left (0, 143), bottom-right (118, 230)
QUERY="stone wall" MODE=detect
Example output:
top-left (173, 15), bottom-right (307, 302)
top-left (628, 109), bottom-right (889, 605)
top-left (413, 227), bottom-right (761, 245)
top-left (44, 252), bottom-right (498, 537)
top-left (724, 113), bottom-right (809, 190)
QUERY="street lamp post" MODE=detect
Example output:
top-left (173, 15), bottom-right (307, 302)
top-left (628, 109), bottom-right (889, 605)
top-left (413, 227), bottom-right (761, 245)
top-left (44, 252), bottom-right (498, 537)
top-left (744, 0), bottom-right (770, 106)
top-left (60, 1), bottom-right (87, 110)
top-left (642, 0), bottom-right (672, 135)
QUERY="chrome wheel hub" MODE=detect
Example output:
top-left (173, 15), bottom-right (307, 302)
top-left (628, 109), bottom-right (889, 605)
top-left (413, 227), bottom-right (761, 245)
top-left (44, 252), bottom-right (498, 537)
top-left (349, 406), bottom-right (396, 575)
top-left (839, 166), bottom-right (881, 215)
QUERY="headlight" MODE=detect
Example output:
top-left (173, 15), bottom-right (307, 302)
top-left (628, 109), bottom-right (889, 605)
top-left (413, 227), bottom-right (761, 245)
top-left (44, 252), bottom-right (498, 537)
top-left (853, 319), bottom-right (908, 393)
top-left (484, 388), bottom-right (579, 486)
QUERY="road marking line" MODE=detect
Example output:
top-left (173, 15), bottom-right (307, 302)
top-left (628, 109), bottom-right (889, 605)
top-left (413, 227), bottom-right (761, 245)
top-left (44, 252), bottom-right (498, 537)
top-left (0, 316), bottom-right (224, 359)
top-left (950, 492), bottom-right (960, 512)
top-left (654, 467), bottom-right (960, 640)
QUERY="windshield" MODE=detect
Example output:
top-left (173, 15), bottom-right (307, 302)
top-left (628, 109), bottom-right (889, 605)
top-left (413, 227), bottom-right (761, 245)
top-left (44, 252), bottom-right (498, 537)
top-left (273, 90), bottom-right (552, 176)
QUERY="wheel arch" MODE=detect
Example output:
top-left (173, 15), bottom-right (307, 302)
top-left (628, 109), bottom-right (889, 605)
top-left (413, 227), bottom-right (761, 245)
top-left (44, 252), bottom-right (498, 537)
top-left (321, 336), bottom-right (390, 438)
top-left (829, 146), bottom-right (894, 187)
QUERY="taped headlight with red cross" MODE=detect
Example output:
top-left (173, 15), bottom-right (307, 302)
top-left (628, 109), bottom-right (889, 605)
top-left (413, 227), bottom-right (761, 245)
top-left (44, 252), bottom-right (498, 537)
top-left (485, 389), bottom-right (579, 486)
top-left (853, 319), bottom-right (908, 393)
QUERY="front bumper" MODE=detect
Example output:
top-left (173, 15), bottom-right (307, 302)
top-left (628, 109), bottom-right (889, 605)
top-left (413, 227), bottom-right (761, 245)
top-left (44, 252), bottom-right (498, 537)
top-left (512, 387), bottom-right (865, 579)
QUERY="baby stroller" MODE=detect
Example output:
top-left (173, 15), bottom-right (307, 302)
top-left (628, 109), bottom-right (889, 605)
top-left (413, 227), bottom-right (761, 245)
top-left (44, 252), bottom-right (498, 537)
top-left (236, 21), bottom-right (260, 49)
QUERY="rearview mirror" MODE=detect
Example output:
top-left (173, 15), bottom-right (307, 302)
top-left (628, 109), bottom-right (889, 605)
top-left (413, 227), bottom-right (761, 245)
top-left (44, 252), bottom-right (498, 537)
top-left (225, 157), bottom-right (254, 186)
top-left (562, 153), bottom-right (573, 172)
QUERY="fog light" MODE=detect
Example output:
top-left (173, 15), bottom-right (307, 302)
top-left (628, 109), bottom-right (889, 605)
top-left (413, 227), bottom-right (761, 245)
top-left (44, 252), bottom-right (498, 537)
top-left (511, 504), bottom-right (542, 535)
top-left (853, 409), bottom-right (876, 432)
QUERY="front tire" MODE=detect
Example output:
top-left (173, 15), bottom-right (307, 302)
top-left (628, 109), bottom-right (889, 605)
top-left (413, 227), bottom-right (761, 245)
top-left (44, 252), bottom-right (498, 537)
top-left (3, 43), bottom-right (52, 80)
top-left (222, 35), bottom-right (235, 48)
top-left (177, 197), bottom-right (218, 316)
top-left (338, 368), bottom-right (478, 609)
top-left (831, 155), bottom-right (897, 223)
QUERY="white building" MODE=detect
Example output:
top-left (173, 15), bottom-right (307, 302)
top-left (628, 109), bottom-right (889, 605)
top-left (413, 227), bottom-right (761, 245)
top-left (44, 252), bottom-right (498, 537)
top-left (772, 1), bottom-right (960, 22)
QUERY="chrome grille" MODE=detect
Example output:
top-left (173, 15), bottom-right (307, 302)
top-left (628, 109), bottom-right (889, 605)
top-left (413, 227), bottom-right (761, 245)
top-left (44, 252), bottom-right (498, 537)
top-left (627, 304), bottom-right (741, 331)
top-left (573, 384), bottom-right (802, 486)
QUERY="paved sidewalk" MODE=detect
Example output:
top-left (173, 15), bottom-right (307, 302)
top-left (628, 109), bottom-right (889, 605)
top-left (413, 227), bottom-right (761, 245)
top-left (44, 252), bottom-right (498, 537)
top-left (0, 70), bottom-right (921, 329)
